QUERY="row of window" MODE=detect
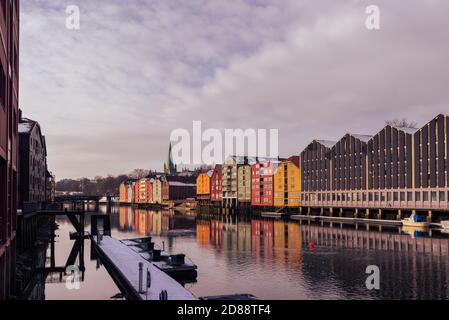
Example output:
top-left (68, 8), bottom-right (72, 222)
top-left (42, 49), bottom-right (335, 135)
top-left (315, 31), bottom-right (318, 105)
top-left (302, 190), bottom-right (449, 203)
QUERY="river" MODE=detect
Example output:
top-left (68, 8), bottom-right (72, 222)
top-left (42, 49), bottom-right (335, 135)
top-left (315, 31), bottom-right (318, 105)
top-left (31, 205), bottom-right (449, 300)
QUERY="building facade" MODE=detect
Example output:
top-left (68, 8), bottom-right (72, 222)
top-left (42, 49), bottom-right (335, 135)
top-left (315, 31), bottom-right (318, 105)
top-left (152, 178), bottom-right (163, 204)
top-left (196, 171), bottom-right (212, 201)
top-left (162, 176), bottom-right (196, 202)
top-left (138, 178), bottom-right (152, 203)
top-left (222, 156), bottom-right (253, 207)
top-left (0, 0), bottom-right (19, 300)
top-left (301, 115), bottom-right (449, 213)
top-left (237, 164), bottom-right (252, 204)
top-left (45, 170), bottom-right (55, 203)
top-left (251, 159), bottom-right (280, 207)
top-left (18, 117), bottom-right (48, 209)
top-left (210, 165), bottom-right (222, 202)
top-left (274, 156), bottom-right (301, 207)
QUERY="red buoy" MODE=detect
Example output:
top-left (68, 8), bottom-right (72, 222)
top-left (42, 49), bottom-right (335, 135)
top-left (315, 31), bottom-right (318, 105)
top-left (309, 241), bottom-right (315, 249)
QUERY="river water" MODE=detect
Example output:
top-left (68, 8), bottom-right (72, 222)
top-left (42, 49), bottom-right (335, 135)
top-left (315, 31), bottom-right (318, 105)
top-left (34, 205), bottom-right (449, 300)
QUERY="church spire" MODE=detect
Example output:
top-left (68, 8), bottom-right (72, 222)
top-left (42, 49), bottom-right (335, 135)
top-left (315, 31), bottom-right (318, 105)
top-left (165, 142), bottom-right (177, 175)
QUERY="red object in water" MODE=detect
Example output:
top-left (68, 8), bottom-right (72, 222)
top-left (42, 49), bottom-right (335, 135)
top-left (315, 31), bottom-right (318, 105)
top-left (309, 241), bottom-right (315, 249)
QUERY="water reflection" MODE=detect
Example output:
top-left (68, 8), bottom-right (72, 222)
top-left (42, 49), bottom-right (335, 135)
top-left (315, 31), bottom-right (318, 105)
top-left (107, 206), bottom-right (449, 300)
top-left (23, 204), bottom-right (449, 300)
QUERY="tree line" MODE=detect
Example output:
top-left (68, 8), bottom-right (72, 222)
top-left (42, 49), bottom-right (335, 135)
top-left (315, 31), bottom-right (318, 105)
top-left (56, 169), bottom-right (152, 196)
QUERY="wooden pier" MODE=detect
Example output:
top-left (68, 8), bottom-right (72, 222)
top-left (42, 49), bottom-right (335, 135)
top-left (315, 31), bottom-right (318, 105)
top-left (93, 236), bottom-right (197, 300)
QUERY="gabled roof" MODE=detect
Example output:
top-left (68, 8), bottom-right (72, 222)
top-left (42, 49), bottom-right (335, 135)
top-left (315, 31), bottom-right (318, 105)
top-left (18, 121), bottom-right (35, 134)
top-left (315, 140), bottom-right (336, 149)
top-left (349, 134), bottom-right (373, 143)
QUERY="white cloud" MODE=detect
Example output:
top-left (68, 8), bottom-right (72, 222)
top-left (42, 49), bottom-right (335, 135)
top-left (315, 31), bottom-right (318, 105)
top-left (20, 0), bottom-right (449, 178)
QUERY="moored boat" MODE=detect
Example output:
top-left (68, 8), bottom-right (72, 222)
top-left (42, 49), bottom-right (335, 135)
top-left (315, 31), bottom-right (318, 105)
top-left (401, 214), bottom-right (430, 228)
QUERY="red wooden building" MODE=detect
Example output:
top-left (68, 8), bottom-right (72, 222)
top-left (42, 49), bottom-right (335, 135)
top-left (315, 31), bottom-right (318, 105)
top-left (0, 0), bottom-right (20, 300)
top-left (210, 165), bottom-right (222, 202)
top-left (251, 160), bottom-right (280, 207)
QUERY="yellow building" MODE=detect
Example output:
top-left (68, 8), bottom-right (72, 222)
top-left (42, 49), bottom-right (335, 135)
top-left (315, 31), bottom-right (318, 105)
top-left (119, 180), bottom-right (135, 203)
top-left (196, 171), bottom-right (213, 200)
top-left (152, 178), bottom-right (162, 204)
top-left (274, 156), bottom-right (301, 207)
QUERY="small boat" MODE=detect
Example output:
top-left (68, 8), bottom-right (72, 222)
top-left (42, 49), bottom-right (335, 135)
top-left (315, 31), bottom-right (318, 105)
top-left (401, 214), bottom-right (430, 228)
top-left (441, 220), bottom-right (449, 230)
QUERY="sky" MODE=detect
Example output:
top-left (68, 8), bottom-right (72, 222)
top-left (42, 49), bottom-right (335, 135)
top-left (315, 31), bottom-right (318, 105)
top-left (20, 0), bottom-right (449, 179)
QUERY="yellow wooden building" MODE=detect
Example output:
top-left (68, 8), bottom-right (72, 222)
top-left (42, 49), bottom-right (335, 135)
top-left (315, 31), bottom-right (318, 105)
top-left (196, 171), bottom-right (213, 200)
top-left (274, 156), bottom-right (301, 207)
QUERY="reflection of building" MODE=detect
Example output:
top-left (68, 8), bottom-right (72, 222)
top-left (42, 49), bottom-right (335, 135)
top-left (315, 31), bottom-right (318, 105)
top-left (301, 115), bottom-right (449, 212)
top-left (210, 220), bottom-right (223, 246)
top-left (274, 156), bottom-right (301, 207)
top-left (196, 220), bottom-right (211, 247)
top-left (274, 221), bottom-right (286, 249)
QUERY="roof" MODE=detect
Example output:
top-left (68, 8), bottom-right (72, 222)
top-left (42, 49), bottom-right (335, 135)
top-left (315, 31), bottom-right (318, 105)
top-left (168, 181), bottom-right (196, 187)
top-left (316, 140), bottom-right (336, 148)
top-left (349, 134), bottom-right (373, 143)
top-left (396, 127), bottom-right (419, 134)
top-left (18, 122), bottom-right (35, 134)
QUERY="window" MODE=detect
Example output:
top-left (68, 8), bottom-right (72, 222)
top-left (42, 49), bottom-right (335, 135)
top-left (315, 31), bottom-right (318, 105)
top-left (431, 192), bottom-right (437, 202)
top-left (415, 192), bottom-right (421, 202)
top-left (439, 192), bottom-right (445, 202)
top-left (423, 192), bottom-right (429, 202)
top-left (407, 192), bottom-right (413, 202)
top-left (400, 192), bottom-right (405, 202)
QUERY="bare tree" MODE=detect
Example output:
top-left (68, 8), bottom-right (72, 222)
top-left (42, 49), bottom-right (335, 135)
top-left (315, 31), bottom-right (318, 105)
top-left (386, 118), bottom-right (418, 129)
top-left (128, 169), bottom-right (150, 179)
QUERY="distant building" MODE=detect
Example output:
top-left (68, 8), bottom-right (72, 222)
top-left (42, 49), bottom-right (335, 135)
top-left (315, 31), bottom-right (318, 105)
top-left (273, 156), bottom-right (300, 207)
top-left (45, 170), bottom-right (56, 203)
top-left (18, 116), bottom-right (48, 209)
top-left (300, 114), bottom-right (449, 213)
top-left (210, 165), bottom-right (223, 202)
top-left (164, 143), bottom-right (177, 175)
top-left (119, 179), bottom-right (136, 203)
top-left (237, 164), bottom-right (252, 205)
top-left (162, 176), bottom-right (196, 202)
top-left (196, 171), bottom-right (213, 201)
top-left (152, 178), bottom-right (163, 204)
top-left (251, 158), bottom-right (281, 207)
top-left (222, 156), bottom-right (255, 208)
top-left (0, 0), bottom-right (20, 300)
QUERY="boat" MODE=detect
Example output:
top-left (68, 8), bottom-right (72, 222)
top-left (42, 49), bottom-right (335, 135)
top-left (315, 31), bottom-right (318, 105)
top-left (441, 220), bottom-right (449, 230)
top-left (401, 214), bottom-right (430, 228)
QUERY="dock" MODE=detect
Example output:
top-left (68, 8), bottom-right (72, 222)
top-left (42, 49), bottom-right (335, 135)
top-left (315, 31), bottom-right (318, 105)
top-left (121, 238), bottom-right (198, 282)
top-left (93, 236), bottom-right (197, 300)
top-left (290, 214), bottom-right (403, 227)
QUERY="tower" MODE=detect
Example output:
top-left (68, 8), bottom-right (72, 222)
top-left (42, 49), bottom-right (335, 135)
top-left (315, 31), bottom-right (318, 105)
top-left (164, 143), bottom-right (177, 175)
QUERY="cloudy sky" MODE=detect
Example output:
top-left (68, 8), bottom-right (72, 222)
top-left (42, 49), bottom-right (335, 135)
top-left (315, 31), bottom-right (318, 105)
top-left (20, 0), bottom-right (449, 179)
